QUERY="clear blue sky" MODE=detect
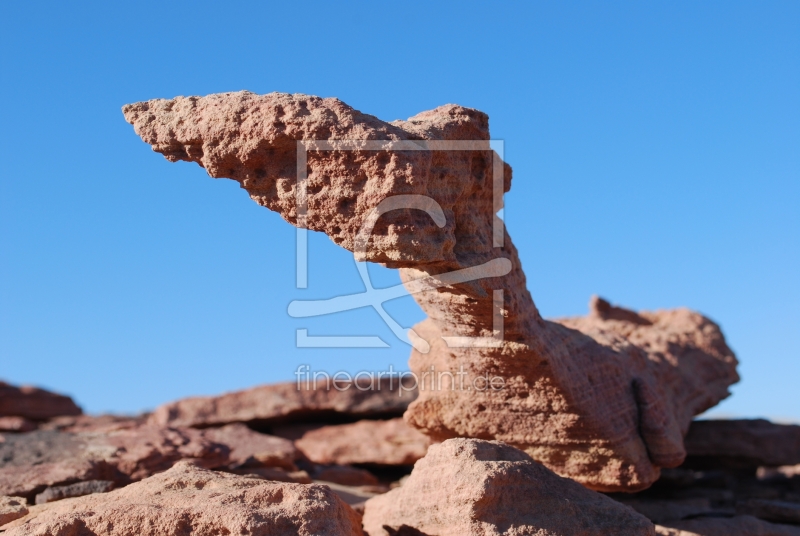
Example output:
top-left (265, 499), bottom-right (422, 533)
top-left (1, 1), bottom-right (797, 420)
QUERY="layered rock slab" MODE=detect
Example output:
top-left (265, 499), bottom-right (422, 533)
top-left (124, 90), bottom-right (739, 491)
top-left (296, 418), bottom-right (431, 466)
top-left (684, 420), bottom-right (800, 468)
top-left (0, 381), bottom-right (81, 421)
top-left (362, 438), bottom-right (655, 536)
top-left (150, 377), bottom-right (416, 429)
top-left (4, 461), bottom-right (363, 536)
top-left (655, 515), bottom-right (800, 536)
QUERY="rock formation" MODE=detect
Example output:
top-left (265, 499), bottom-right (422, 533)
top-left (123, 91), bottom-right (739, 491)
top-left (655, 515), bottom-right (800, 535)
top-left (0, 496), bottom-right (28, 527)
top-left (151, 377), bottom-right (415, 429)
top-left (295, 418), bottom-right (431, 466)
top-left (362, 438), bottom-right (656, 535)
top-left (0, 381), bottom-right (81, 421)
top-left (684, 419), bottom-right (800, 468)
top-left (3, 461), bottom-right (364, 536)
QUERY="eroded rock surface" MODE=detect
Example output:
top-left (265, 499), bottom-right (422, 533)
top-left (203, 422), bottom-right (300, 470)
top-left (296, 418), bottom-right (430, 466)
top-left (4, 461), bottom-right (364, 536)
top-left (0, 381), bottom-right (81, 421)
top-left (362, 438), bottom-right (656, 536)
top-left (124, 91), bottom-right (739, 491)
top-left (0, 496), bottom-right (28, 527)
top-left (150, 378), bottom-right (415, 429)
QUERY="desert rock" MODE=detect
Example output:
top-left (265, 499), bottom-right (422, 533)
top-left (0, 381), bottom-right (81, 421)
top-left (0, 416), bottom-right (36, 433)
top-left (4, 461), bottom-right (363, 536)
top-left (313, 465), bottom-right (380, 487)
top-left (655, 515), bottom-right (800, 536)
top-left (0, 496), bottom-right (28, 527)
top-left (123, 91), bottom-right (739, 491)
top-left (150, 377), bottom-right (415, 429)
top-left (362, 438), bottom-right (655, 536)
top-left (34, 479), bottom-right (114, 504)
top-left (0, 426), bottom-right (228, 499)
top-left (202, 422), bottom-right (300, 470)
top-left (296, 418), bottom-right (430, 466)
top-left (684, 420), bottom-right (800, 468)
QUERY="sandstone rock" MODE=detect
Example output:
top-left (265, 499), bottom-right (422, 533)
top-left (737, 499), bottom-right (800, 525)
top-left (0, 381), bottom-right (81, 421)
top-left (313, 465), bottom-right (380, 487)
top-left (39, 413), bottom-right (145, 433)
top-left (34, 479), bottom-right (114, 504)
top-left (618, 498), bottom-right (713, 524)
top-left (0, 426), bottom-right (228, 499)
top-left (229, 466), bottom-right (313, 483)
top-left (0, 496), bottom-right (28, 527)
top-left (150, 377), bottom-right (415, 429)
top-left (685, 420), bottom-right (800, 468)
top-left (759, 466), bottom-right (800, 480)
top-left (362, 438), bottom-right (655, 536)
top-left (319, 481), bottom-right (384, 512)
top-left (124, 91), bottom-right (739, 491)
top-left (202, 422), bottom-right (300, 470)
top-left (655, 515), bottom-right (800, 536)
top-left (296, 418), bottom-right (430, 466)
top-left (0, 416), bottom-right (37, 433)
top-left (4, 461), bottom-right (363, 536)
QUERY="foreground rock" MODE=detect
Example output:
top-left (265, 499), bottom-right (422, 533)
top-left (684, 420), bottom-right (800, 468)
top-left (0, 426), bottom-right (228, 499)
top-left (0, 381), bottom-right (81, 421)
top-left (362, 438), bottom-right (655, 536)
top-left (124, 91), bottom-right (738, 491)
top-left (0, 496), bottom-right (28, 527)
top-left (4, 461), bottom-right (363, 536)
top-left (150, 378), bottom-right (415, 429)
top-left (296, 418), bottom-right (430, 466)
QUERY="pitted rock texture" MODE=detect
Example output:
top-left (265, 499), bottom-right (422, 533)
top-left (124, 91), bottom-right (739, 491)
top-left (3, 461), bottom-right (363, 536)
top-left (34, 479), bottom-right (114, 504)
top-left (0, 381), bottom-right (81, 421)
top-left (361, 438), bottom-right (656, 536)
top-left (296, 418), bottom-right (430, 466)
top-left (150, 377), bottom-right (416, 429)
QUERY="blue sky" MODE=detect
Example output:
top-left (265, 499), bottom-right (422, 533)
top-left (0, 1), bottom-right (797, 419)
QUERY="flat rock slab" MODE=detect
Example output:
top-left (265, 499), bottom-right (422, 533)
top-left (150, 378), bottom-right (416, 429)
top-left (3, 461), bottom-right (363, 536)
top-left (0, 381), bottom-right (81, 421)
top-left (0, 426), bottom-right (228, 499)
top-left (685, 420), bottom-right (800, 467)
top-left (296, 418), bottom-right (431, 466)
top-left (737, 499), bottom-right (800, 525)
top-left (656, 515), bottom-right (800, 536)
top-left (362, 438), bottom-right (656, 536)
top-left (202, 422), bottom-right (300, 470)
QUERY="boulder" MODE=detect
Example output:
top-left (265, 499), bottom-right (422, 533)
top-left (0, 496), bottom-right (28, 527)
top-left (3, 461), bottom-right (363, 536)
top-left (124, 91), bottom-right (739, 491)
top-left (655, 515), bottom-right (800, 536)
top-left (0, 381), bottom-right (81, 421)
top-left (296, 418), bottom-right (430, 466)
top-left (150, 377), bottom-right (415, 429)
top-left (685, 420), bottom-right (800, 468)
top-left (362, 438), bottom-right (655, 536)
